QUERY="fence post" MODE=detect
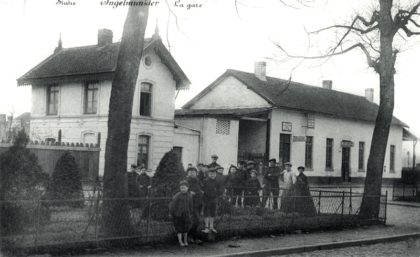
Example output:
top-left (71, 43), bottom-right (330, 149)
top-left (34, 199), bottom-right (41, 250)
top-left (403, 183), bottom-right (405, 200)
top-left (349, 187), bottom-right (352, 214)
top-left (384, 191), bottom-right (388, 225)
top-left (94, 194), bottom-right (100, 244)
top-left (146, 194), bottom-right (151, 242)
top-left (341, 191), bottom-right (345, 226)
top-left (317, 191), bottom-right (321, 214)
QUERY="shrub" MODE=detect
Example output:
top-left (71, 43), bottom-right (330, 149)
top-left (0, 130), bottom-right (49, 236)
top-left (46, 151), bottom-right (84, 208)
top-left (151, 149), bottom-right (186, 197)
top-left (142, 150), bottom-right (185, 221)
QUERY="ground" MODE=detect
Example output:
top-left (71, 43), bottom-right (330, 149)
top-left (278, 238), bottom-right (420, 257)
top-left (45, 203), bottom-right (420, 257)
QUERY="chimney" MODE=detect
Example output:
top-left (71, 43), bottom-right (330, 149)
top-left (254, 61), bottom-right (266, 81)
top-left (322, 80), bottom-right (332, 90)
top-left (98, 29), bottom-right (113, 46)
top-left (365, 88), bottom-right (374, 102)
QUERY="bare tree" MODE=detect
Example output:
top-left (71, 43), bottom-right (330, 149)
top-left (276, 0), bottom-right (420, 218)
top-left (102, 5), bottom-right (149, 236)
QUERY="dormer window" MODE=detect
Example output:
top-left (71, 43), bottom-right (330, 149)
top-left (140, 82), bottom-right (152, 117)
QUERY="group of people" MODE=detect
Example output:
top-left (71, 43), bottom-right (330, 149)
top-left (168, 154), bottom-right (316, 247)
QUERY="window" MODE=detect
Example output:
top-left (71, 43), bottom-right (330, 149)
top-left (279, 133), bottom-right (291, 166)
top-left (306, 113), bottom-right (315, 128)
top-left (326, 138), bottom-right (333, 170)
top-left (144, 56), bottom-right (152, 67)
top-left (390, 145), bottom-right (395, 173)
top-left (173, 146), bottom-right (183, 163)
top-left (216, 119), bottom-right (230, 135)
top-left (82, 132), bottom-right (96, 145)
top-left (305, 136), bottom-right (313, 169)
top-left (47, 85), bottom-right (59, 115)
top-left (84, 83), bottom-right (99, 114)
top-left (358, 142), bottom-right (365, 171)
top-left (45, 138), bottom-right (56, 144)
top-left (137, 135), bottom-right (150, 169)
top-left (140, 82), bottom-right (152, 116)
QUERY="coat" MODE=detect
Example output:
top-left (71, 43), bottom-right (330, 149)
top-left (169, 191), bottom-right (193, 218)
top-left (202, 177), bottom-right (222, 200)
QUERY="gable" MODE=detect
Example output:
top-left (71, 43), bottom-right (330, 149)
top-left (189, 76), bottom-right (271, 109)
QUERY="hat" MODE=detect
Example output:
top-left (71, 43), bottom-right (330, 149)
top-left (187, 167), bottom-right (198, 173)
top-left (247, 160), bottom-right (255, 165)
top-left (179, 180), bottom-right (189, 187)
top-left (208, 167), bottom-right (217, 173)
top-left (131, 164), bottom-right (137, 168)
top-left (211, 154), bottom-right (219, 159)
top-left (197, 163), bottom-right (204, 167)
top-left (297, 166), bottom-right (305, 171)
top-left (284, 162), bottom-right (292, 167)
top-left (216, 166), bottom-right (224, 170)
top-left (269, 158), bottom-right (277, 163)
top-left (250, 169), bottom-right (258, 175)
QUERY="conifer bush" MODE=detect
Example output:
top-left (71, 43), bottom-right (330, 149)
top-left (142, 149), bottom-right (186, 221)
top-left (46, 151), bottom-right (84, 208)
top-left (0, 130), bottom-right (49, 236)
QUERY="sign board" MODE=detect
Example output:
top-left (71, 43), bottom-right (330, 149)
top-left (282, 122), bottom-right (292, 132)
top-left (293, 136), bottom-right (306, 142)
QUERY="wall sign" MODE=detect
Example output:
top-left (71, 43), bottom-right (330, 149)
top-left (282, 122), bottom-right (292, 132)
top-left (293, 136), bottom-right (306, 142)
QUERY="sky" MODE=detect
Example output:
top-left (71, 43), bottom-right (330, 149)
top-left (0, 0), bottom-right (419, 138)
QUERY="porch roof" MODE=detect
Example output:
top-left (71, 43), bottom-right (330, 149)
top-left (174, 107), bottom-right (272, 118)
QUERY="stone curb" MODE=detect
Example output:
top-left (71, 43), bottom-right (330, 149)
top-left (209, 232), bottom-right (420, 257)
top-left (388, 202), bottom-right (420, 208)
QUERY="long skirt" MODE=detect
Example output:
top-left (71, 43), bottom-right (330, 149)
top-left (280, 189), bottom-right (294, 213)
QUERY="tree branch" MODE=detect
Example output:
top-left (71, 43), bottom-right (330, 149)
top-left (401, 25), bottom-right (420, 37)
top-left (273, 41), bottom-right (378, 70)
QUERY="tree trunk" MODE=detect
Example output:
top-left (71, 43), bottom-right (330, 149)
top-left (359, 0), bottom-right (395, 218)
top-left (102, 6), bottom-right (149, 236)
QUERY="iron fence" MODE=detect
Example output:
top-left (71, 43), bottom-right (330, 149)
top-left (0, 188), bottom-right (387, 254)
top-left (392, 183), bottom-right (419, 202)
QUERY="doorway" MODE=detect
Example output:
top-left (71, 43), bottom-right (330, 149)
top-left (279, 133), bottom-right (291, 167)
top-left (341, 146), bottom-right (351, 182)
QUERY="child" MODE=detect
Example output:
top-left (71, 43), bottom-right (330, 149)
top-left (186, 167), bottom-right (203, 243)
top-left (202, 168), bottom-right (222, 233)
top-left (169, 180), bottom-right (193, 247)
top-left (244, 170), bottom-right (261, 207)
top-left (225, 165), bottom-right (244, 207)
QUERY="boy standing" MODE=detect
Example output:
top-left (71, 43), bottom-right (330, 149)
top-left (186, 167), bottom-right (203, 243)
top-left (202, 169), bottom-right (222, 233)
top-left (169, 180), bottom-right (193, 247)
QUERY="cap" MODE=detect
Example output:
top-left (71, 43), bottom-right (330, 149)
top-left (297, 166), bottom-right (305, 171)
top-left (179, 180), bottom-right (189, 187)
top-left (284, 162), bottom-right (292, 166)
top-left (197, 163), bottom-right (204, 167)
top-left (216, 166), bottom-right (224, 170)
top-left (187, 167), bottom-right (198, 173)
top-left (131, 164), bottom-right (137, 168)
top-left (269, 158), bottom-right (277, 163)
top-left (211, 154), bottom-right (219, 159)
top-left (250, 169), bottom-right (258, 175)
top-left (247, 160), bottom-right (255, 165)
top-left (208, 167), bottom-right (217, 173)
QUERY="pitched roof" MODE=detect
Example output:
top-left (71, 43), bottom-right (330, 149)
top-left (182, 69), bottom-right (406, 127)
top-left (17, 38), bottom-right (190, 89)
top-left (14, 112), bottom-right (31, 121)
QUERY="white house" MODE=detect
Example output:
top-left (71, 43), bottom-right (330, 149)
top-left (17, 28), bottom-right (199, 175)
top-left (175, 62), bottom-right (411, 183)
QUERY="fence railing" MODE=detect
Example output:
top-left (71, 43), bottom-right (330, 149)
top-left (392, 183), bottom-right (419, 202)
top-left (0, 188), bottom-right (387, 253)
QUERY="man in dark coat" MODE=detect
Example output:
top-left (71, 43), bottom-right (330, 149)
top-left (262, 159), bottom-right (281, 209)
top-left (208, 154), bottom-right (220, 169)
top-left (127, 164), bottom-right (139, 199)
top-left (136, 166), bottom-right (151, 198)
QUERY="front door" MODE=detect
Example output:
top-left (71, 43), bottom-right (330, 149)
top-left (279, 133), bottom-right (291, 167)
top-left (341, 147), bottom-right (351, 182)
